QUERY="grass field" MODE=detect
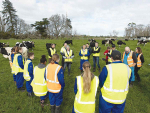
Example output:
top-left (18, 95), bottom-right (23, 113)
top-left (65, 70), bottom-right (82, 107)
top-left (0, 39), bottom-right (150, 113)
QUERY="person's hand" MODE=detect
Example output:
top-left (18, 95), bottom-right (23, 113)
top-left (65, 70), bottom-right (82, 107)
top-left (104, 53), bottom-right (107, 55)
top-left (83, 54), bottom-right (85, 56)
top-left (67, 57), bottom-right (70, 59)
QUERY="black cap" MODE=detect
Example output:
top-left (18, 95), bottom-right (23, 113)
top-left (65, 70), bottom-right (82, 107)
top-left (112, 44), bottom-right (115, 48)
top-left (111, 50), bottom-right (121, 60)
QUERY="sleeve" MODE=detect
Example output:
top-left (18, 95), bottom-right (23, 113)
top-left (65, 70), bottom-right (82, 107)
top-left (99, 66), bottom-right (108, 88)
top-left (79, 50), bottom-right (83, 56)
top-left (85, 50), bottom-right (90, 56)
top-left (57, 68), bottom-right (65, 89)
top-left (140, 54), bottom-right (144, 63)
top-left (18, 55), bottom-right (24, 69)
top-left (132, 52), bottom-right (137, 63)
top-left (70, 51), bottom-right (74, 58)
top-left (104, 50), bottom-right (108, 55)
top-left (28, 62), bottom-right (33, 76)
top-left (48, 49), bottom-right (51, 57)
top-left (11, 54), bottom-right (14, 62)
top-left (74, 78), bottom-right (78, 95)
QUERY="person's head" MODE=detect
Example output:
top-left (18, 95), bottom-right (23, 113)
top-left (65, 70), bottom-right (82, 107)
top-left (95, 42), bottom-right (98, 47)
top-left (107, 46), bottom-right (111, 51)
top-left (11, 46), bottom-right (16, 53)
top-left (86, 43), bottom-right (89, 48)
top-left (136, 47), bottom-right (142, 54)
top-left (112, 44), bottom-right (116, 50)
top-left (111, 50), bottom-right (121, 61)
top-left (15, 47), bottom-right (22, 54)
top-left (125, 47), bottom-right (130, 54)
top-left (64, 43), bottom-right (67, 47)
top-left (40, 55), bottom-right (47, 65)
top-left (66, 45), bottom-right (70, 51)
top-left (83, 45), bottom-right (86, 49)
top-left (28, 52), bottom-right (34, 60)
top-left (51, 44), bottom-right (55, 48)
top-left (82, 61), bottom-right (93, 94)
top-left (51, 54), bottom-right (60, 64)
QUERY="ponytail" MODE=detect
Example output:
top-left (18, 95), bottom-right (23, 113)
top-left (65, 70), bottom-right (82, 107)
top-left (82, 61), bottom-right (92, 94)
top-left (14, 47), bottom-right (22, 54)
top-left (51, 54), bottom-right (59, 64)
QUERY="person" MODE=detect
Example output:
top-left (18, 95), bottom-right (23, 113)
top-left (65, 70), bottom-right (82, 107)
top-left (60, 43), bottom-right (67, 68)
top-left (48, 44), bottom-right (57, 63)
top-left (63, 45), bottom-right (74, 76)
top-left (12, 47), bottom-right (25, 91)
top-left (79, 45), bottom-right (90, 73)
top-left (86, 43), bottom-right (92, 61)
top-left (31, 55), bottom-right (48, 105)
top-left (72, 61), bottom-right (99, 113)
top-left (23, 52), bottom-right (34, 96)
top-left (107, 44), bottom-right (116, 64)
top-left (46, 54), bottom-right (65, 113)
top-left (99, 50), bottom-right (131, 113)
top-left (10, 46), bottom-right (16, 84)
top-left (134, 47), bottom-right (144, 82)
top-left (122, 47), bottom-right (137, 86)
top-left (92, 42), bottom-right (101, 72)
top-left (104, 46), bottom-right (111, 65)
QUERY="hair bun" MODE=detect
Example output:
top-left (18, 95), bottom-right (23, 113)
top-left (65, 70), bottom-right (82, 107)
top-left (41, 55), bottom-right (46, 58)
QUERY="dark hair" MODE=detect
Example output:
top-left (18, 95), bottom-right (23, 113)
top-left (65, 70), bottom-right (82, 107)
top-left (51, 54), bottom-right (59, 64)
top-left (11, 46), bottom-right (16, 52)
top-left (40, 55), bottom-right (47, 63)
top-left (136, 47), bottom-right (142, 54)
top-left (107, 46), bottom-right (111, 49)
top-left (28, 52), bottom-right (34, 58)
top-left (113, 55), bottom-right (121, 60)
top-left (111, 50), bottom-right (121, 60)
top-left (14, 46), bottom-right (22, 54)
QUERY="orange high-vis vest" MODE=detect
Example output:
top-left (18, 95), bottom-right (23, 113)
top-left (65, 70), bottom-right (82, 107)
top-left (137, 53), bottom-right (142, 67)
top-left (46, 63), bottom-right (62, 93)
top-left (122, 51), bottom-right (134, 67)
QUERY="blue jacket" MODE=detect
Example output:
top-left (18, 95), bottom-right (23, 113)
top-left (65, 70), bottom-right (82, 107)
top-left (11, 53), bottom-right (14, 62)
top-left (79, 49), bottom-right (90, 57)
top-left (27, 59), bottom-right (34, 78)
top-left (99, 61), bottom-right (131, 88)
top-left (17, 53), bottom-right (24, 69)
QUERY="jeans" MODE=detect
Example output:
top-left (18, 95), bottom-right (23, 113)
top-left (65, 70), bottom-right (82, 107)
top-left (63, 62), bottom-right (71, 73)
top-left (93, 56), bottom-right (100, 68)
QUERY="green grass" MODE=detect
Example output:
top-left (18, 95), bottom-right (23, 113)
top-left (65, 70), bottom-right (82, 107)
top-left (0, 39), bottom-right (150, 113)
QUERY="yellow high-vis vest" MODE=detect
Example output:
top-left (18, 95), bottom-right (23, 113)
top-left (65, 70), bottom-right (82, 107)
top-left (81, 49), bottom-right (88, 60)
top-left (122, 51), bottom-right (134, 67)
top-left (93, 47), bottom-right (100, 57)
top-left (74, 76), bottom-right (99, 113)
top-left (31, 66), bottom-right (48, 96)
top-left (137, 53), bottom-right (142, 67)
top-left (60, 46), bottom-right (66, 53)
top-left (48, 48), bottom-right (56, 58)
top-left (12, 54), bottom-right (24, 75)
top-left (64, 50), bottom-right (73, 62)
top-left (101, 63), bottom-right (131, 104)
top-left (108, 49), bottom-right (112, 62)
top-left (23, 60), bottom-right (32, 81)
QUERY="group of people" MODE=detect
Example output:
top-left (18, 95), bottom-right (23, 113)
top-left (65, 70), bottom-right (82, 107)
top-left (8, 42), bottom-right (144, 113)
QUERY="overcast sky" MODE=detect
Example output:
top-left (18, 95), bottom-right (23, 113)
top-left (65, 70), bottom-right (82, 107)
top-left (0, 0), bottom-right (150, 36)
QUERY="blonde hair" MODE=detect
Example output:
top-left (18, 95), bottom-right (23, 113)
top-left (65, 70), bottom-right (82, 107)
top-left (82, 61), bottom-right (92, 94)
top-left (51, 54), bottom-right (59, 64)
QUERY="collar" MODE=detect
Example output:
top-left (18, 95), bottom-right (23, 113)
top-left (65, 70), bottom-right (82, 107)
top-left (27, 58), bottom-right (32, 61)
top-left (112, 61), bottom-right (122, 63)
top-left (55, 62), bottom-right (58, 64)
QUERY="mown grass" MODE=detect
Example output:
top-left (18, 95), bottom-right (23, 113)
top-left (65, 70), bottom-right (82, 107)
top-left (0, 39), bottom-right (150, 113)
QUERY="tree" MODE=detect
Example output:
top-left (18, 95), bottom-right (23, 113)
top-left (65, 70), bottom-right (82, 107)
top-left (112, 30), bottom-right (119, 37)
top-left (1, 0), bottom-right (18, 34)
top-left (0, 15), bottom-right (6, 32)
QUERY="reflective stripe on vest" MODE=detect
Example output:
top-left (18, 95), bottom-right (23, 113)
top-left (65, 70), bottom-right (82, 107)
top-left (23, 60), bottom-right (31, 81)
top-left (31, 66), bottom-right (47, 96)
top-left (48, 48), bottom-right (56, 58)
top-left (64, 50), bottom-right (73, 62)
top-left (122, 51), bottom-right (134, 67)
top-left (93, 47), bottom-right (100, 56)
top-left (101, 63), bottom-right (131, 104)
top-left (81, 49), bottom-right (88, 60)
top-left (46, 64), bottom-right (61, 93)
top-left (12, 54), bottom-right (24, 75)
top-left (74, 76), bottom-right (99, 113)
top-left (137, 53), bottom-right (142, 67)
top-left (108, 50), bottom-right (112, 62)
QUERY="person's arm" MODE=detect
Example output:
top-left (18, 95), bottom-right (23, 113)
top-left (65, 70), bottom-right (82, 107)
top-left (74, 78), bottom-right (78, 95)
top-left (140, 54), bottom-right (144, 64)
top-left (104, 50), bottom-right (108, 55)
top-left (11, 54), bottom-right (14, 62)
top-left (57, 68), bottom-right (65, 89)
top-left (132, 52), bottom-right (137, 67)
top-left (99, 66), bottom-right (108, 88)
top-left (60, 48), bottom-right (63, 55)
top-left (79, 50), bottom-right (83, 56)
top-left (85, 50), bottom-right (90, 56)
top-left (18, 55), bottom-right (24, 69)
top-left (28, 62), bottom-right (33, 76)
top-left (48, 49), bottom-right (52, 57)
top-left (70, 51), bottom-right (74, 58)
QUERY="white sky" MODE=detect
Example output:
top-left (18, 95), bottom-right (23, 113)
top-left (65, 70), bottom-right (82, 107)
top-left (0, 0), bottom-right (150, 36)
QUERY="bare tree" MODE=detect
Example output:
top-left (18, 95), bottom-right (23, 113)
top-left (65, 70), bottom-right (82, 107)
top-left (112, 30), bottom-right (119, 37)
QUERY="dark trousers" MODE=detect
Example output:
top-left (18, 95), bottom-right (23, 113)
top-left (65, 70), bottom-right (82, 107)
top-left (26, 77), bottom-right (33, 93)
top-left (134, 66), bottom-right (141, 81)
top-left (62, 56), bottom-right (64, 67)
top-left (16, 72), bottom-right (24, 89)
top-left (63, 62), bottom-right (71, 73)
top-left (93, 56), bottom-right (100, 68)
